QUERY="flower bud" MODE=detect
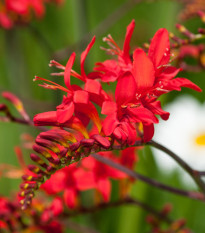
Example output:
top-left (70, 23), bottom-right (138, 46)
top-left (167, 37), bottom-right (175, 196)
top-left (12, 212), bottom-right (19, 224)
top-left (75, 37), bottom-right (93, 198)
top-left (91, 134), bottom-right (111, 149)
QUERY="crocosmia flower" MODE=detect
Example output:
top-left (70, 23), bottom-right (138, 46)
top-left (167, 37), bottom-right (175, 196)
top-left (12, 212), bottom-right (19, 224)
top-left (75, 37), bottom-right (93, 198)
top-left (98, 21), bottom-right (201, 142)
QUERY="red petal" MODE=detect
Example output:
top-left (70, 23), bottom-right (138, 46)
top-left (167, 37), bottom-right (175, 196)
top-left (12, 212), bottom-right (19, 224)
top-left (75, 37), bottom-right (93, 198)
top-left (95, 60), bottom-right (120, 82)
top-left (143, 123), bottom-right (154, 142)
top-left (97, 178), bottom-right (111, 202)
top-left (123, 20), bottom-right (135, 62)
top-left (84, 79), bottom-right (102, 95)
top-left (127, 106), bottom-right (158, 124)
top-left (145, 101), bottom-right (170, 120)
top-left (103, 113), bottom-right (119, 135)
top-left (64, 188), bottom-right (78, 209)
top-left (63, 116), bottom-right (89, 138)
top-left (64, 52), bottom-right (76, 89)
top-left (115, 72), bottom-right (137, 105)
top-left (158, 66), bottom-right (182, 80)
top-left (74, 169), bottom-right (96, 190)
top-left (179, 45), bottom-right (200, 59)
top-left (81, 36), bottom-right (95, 80)
top-left (75, 111), bottom-right (90, 127)
top-left (57, 101), bottom-right (74, 123)
top-left (0, 12), bottom-right (13, 29)
top-left (148, 28), bottom-right (170, 68)
top-left (73, 90), bottom-right (89, 104)
top-left (120, 147), bottom-right (137, 169)
top-left (132, 49), bottom-right (155, 90)
top-left (113, 126), bottom-right (128, 143)
top-left (81, 156), bottom-right (96, 170)
top-left (166, 78), bottom-right (202, 92)
top-left (33, 111), bottom-right (57, 126)
top-left (101, 101), bottom-right (117, 115)
top-left (75, 101), bottom-right (102, 133)
top-left (121, 122), bottom-right (137, 145)
top-left (51, 197), bottom-right (63, 216)
top-left (91, 134), bottom-right (111, 149)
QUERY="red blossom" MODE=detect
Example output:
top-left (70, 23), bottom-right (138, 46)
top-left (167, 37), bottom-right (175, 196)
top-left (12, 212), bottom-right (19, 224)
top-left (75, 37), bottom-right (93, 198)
top-left (100, 22), bottom-right (201, 142)
top-left (81, 152), bottom-right (127, 202)
top-left (41, 163), bottom-right (96, 208)
top-left (34, 39), bottom-right (110, 135)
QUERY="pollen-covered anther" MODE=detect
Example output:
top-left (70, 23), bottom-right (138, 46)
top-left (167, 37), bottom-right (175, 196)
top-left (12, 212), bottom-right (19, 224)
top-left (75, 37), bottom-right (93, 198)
top-left (121, 105), bottom-right (128, 109)
top-left (130, 104), bottom-right (141, 108)
top-left (135, 93), bottom-right (142, 100)
top-left (49, 60), bottom-right (65, 70)
top-left (91, 134), bottom-right (111, 149)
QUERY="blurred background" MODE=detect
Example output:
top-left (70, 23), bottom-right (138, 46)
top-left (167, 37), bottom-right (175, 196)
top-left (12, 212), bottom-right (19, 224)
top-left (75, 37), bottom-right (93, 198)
top-left (0, 0), bottom-right (205, 232)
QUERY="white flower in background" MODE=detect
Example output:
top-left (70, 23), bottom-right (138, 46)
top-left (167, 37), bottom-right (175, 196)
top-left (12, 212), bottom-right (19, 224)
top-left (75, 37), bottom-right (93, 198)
top-left (153, 96), bottom-right (205, 185)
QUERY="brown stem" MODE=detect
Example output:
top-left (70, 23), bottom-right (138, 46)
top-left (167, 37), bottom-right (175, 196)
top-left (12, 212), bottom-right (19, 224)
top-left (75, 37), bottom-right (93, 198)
top-left (62, 219), bottom-right (100, 233)
top-left (91, 153), bottom-right (205, 202)
top-left (148, 140), bottom-right (205, 194)
top-left (62, 196), bottom-right (172, 224)
top-left (0, 108), bottom-right (47, 131)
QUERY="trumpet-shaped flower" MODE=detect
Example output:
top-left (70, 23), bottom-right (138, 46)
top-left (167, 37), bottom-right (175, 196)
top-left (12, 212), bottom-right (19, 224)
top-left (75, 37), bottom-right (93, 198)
top-left (100, 22), bottom-right (201, 142)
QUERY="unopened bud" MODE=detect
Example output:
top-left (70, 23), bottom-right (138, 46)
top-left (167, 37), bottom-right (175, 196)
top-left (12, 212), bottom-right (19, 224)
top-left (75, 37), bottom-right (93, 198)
top-left (91, 134), bottom-right (111, 149)
top-left (32, 144), bottom-right (60, 165)
top-left (80, 138), bottom-right (95, 147)
top-left (35, 138), bottom-right (60, 154)
top-left (20, 182), bottom-right (38, 190)
top-left (69, 141), bottom-right (80, 151)
top-left (22, 173), bottom-right (43, 182)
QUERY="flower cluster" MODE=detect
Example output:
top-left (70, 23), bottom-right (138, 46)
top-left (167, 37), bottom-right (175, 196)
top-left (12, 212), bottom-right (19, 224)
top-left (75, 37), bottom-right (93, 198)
top-left (34, 20), bottom-right (201, 144)
top-left (19, 126), bottom-right (137, 209)
top-left (17, 20), bottom-right (202, 209)
top-left (0, 0), bottom-right (63, 29)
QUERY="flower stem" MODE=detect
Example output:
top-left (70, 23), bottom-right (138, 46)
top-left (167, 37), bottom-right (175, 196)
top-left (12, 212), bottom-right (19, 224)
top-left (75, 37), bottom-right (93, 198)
top-left (91, 153), bottom-right (205, 202)
top-left (148, 140), bottom-right (205, 194)
top-left (62, 196), bottom-right (172, 224)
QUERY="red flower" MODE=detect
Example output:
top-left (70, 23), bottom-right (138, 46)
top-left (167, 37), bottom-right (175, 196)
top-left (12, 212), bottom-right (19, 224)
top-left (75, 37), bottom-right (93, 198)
top-left (41, 197), bottom-right (63, 223)
top-left (41, 163), bottom-right (96, 208)
top-left (34, 38), bottom-right (109, 135)
top-left (81, 152), bottom-right (126, 202)
top-left (101, 23), bottom-right (201, 142)
top-left (95, 20), bottom-right (135, 82)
